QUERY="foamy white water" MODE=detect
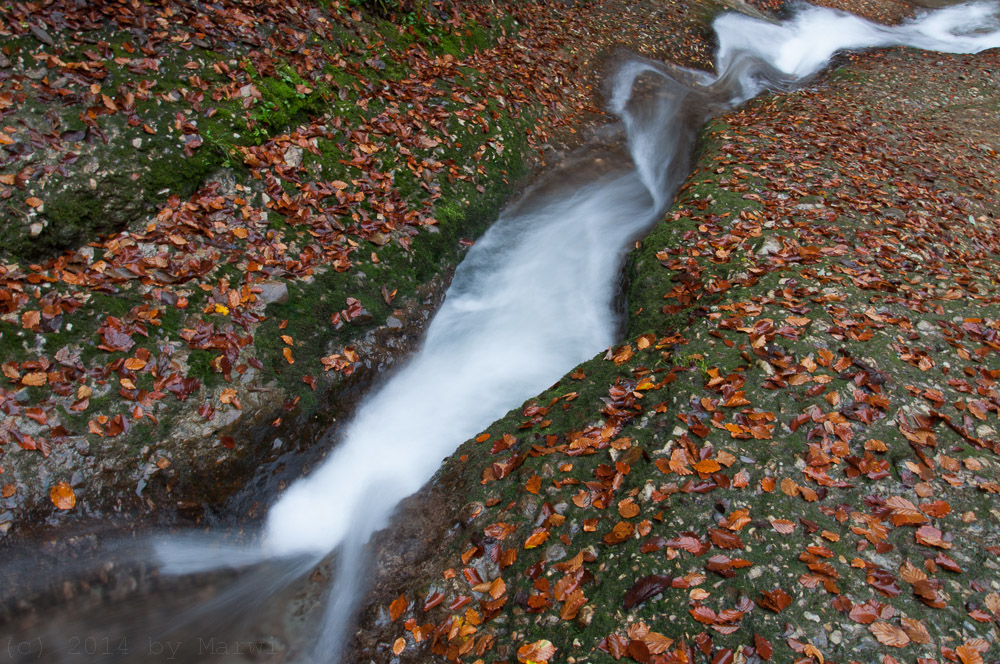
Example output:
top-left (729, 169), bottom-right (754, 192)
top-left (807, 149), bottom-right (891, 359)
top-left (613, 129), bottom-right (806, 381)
top-left (715, 1), bottom-right (1000, 100)
top-left (146, 2), bottom-right (1000, 660)
top-left (263, 0), bottom-right (1000, 558)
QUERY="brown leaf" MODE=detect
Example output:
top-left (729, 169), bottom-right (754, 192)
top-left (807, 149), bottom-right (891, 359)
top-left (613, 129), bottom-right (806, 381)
top-left (887, 496), bottom-right (928, 526)
top-left (560, 588), bottom-right (586, 620)
top-left (517, 639), bottom-right (556, 663)
top-left (769, 518), bottom-right (795, 534)
top-left (899, 560), bottom-right (927, 584)
top-left (754, 633), bottom-right (773, 661)
top-left (21, 310), bottom-right (40, 329)
top-left (708, 528), bottom-right (744, 549)
top-left (869, 622), bottom-right (910, 648)
top-left (604, 520), bottom-right (634, 545)
top-left (915, 525), bottom-right (952, 549)
top-left (627, 639), bottom-right (651, 663)
top-left (623, 574), bottom-right (674, 609)
top-left (900, 617), bottom-right (931, 644)
top-left (618, 498), bottom-right (640, 519)
top-left (690, 605), bottom-right (717, 624)
top-left (757, 588), bottom-right (792, 613)
top-left (849, 601), bottom-right (879, 624)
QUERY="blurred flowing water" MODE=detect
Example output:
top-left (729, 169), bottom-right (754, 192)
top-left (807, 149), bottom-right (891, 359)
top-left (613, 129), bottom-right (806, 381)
top-left (2, 3), bottom-right (999, 662)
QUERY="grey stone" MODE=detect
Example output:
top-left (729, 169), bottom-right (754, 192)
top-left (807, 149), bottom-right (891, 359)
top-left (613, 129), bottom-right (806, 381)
top-left (258, 281), bottom-right (289, 304)
top-left (757, 236), bottom-right (782, 256)
top-left (284, 146), bottom-right (303, 167)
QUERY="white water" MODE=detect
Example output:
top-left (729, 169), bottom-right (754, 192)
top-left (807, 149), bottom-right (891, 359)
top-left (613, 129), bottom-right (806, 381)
top-left (148, 1), bottom-right (1000, 659)
top-left (264, 0), bottom-right (1000, 556)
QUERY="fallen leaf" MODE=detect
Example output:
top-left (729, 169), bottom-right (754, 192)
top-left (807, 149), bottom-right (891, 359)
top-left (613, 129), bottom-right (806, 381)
top-left (50, 482), bottom-right (76, 510)
top-left (517, 639), bottom-right (556, 663)
top-left (869, 622), bottom-right (910, 648)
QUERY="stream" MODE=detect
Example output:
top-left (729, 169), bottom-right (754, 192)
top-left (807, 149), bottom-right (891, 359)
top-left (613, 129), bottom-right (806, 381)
top-left (2, 2), bottom-right (1000, 662)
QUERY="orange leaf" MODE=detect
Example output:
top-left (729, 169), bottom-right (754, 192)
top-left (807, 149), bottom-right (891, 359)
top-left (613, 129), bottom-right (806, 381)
top-left (691, 458), bottom-right (721, 474)
top-left (560, 588), bottom-right (587, 620)
top-left (392, 638), bottom-right (405, 656)
top-left (517, 640), bottom-right (556, 664)
top-left (26, 196), bottom-right (43, 208)
top-left (389, 594), bottom-right (408, 622)
top-left (524, 529), bottom-right (549, 549)
top-left (21, 310), bottom-right (40, 329)
top-left (603, 521), bottom-right (634, 545)
top-left (525, 475), bottom-right (541, 494)
top-left (50, 482), bottom-right (76, 510)
top-left (21, 371), bottom-right (47, 386)
top-left (920, 500), bottom-right (951, 518)
top-left (618, 498), bottom-right (640, 519)
top-left (956, 645), bottom-right (984, 664)
top-left (282, 347), bottom-right (294, 364)
top-left (488, 577), bottom-right (506, 599)
top-left (124, 358), bottom-right (147, 371)
top-left (869, 622), bottom-right (910, 647)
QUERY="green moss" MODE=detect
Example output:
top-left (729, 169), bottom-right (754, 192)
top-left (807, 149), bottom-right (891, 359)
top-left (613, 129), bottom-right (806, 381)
top-left (0, 322), bottom-right (28, 364)
top-left (185, 349), bottom-right (223, 388)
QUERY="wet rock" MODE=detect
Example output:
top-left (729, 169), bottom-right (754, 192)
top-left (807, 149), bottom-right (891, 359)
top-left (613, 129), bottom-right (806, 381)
top-left (385, 316), bottom-right (403, 329)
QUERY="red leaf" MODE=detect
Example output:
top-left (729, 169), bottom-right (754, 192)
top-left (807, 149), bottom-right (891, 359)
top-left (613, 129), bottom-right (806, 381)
top-left (754, 633), bottom-right (773, 661)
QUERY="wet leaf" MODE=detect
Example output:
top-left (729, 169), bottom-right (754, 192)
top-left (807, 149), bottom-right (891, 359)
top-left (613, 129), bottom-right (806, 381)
top-left (49, 482), bottom-right (75, 510)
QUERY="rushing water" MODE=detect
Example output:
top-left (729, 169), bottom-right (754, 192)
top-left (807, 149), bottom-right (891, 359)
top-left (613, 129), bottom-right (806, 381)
top-left (4, 2), bottom-right (1000, 662)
